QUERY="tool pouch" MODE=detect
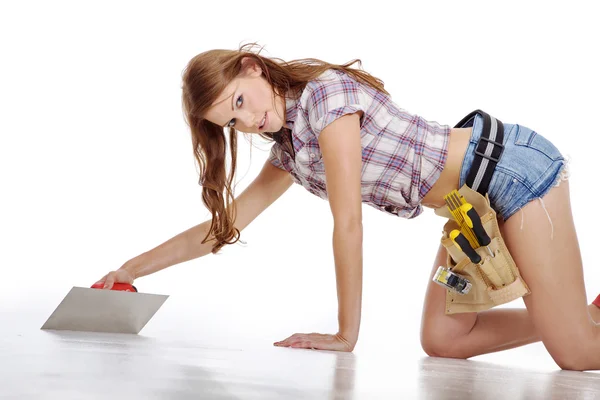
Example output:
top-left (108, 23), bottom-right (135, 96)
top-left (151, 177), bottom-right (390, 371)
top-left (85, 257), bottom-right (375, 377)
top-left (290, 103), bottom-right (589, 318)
top-left (434, 184), bottom-right (531, 314)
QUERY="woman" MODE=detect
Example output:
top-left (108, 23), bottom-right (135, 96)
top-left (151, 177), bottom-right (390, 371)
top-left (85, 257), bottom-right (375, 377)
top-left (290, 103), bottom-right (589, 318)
top-left (96, 43), bottom-right (600, 371)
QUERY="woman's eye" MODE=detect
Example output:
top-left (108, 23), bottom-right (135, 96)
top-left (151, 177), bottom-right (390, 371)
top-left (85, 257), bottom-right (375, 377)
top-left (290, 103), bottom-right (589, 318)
top-left (227, 95), bottom-right (243, 127)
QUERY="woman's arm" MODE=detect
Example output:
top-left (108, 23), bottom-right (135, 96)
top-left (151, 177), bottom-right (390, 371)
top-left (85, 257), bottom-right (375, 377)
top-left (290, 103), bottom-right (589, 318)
top-left (100, 161), bottom-right (294, 287)
top-left (322, 113), bottom-right (365, 347)
top-left (274, 112), bottom-right (364, 351)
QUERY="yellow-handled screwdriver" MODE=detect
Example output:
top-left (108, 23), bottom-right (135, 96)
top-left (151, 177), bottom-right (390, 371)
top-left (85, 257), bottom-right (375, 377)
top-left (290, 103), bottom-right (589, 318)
top-left (459, 203), bottom-right (494, 258)
top-left (444, 191), bottom-right (479, 249)
top-left (450, 229), bottom-right (482, 264)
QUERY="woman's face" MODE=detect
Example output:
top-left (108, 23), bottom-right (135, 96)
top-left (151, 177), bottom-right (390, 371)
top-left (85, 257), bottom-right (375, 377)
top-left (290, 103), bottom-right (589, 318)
top-left (204, 61), bottom-right (286, 134)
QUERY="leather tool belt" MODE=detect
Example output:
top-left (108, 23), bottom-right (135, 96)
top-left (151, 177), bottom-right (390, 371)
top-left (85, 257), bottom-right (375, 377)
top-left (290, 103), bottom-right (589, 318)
top-left (433, 110), bottom-right (531, 314)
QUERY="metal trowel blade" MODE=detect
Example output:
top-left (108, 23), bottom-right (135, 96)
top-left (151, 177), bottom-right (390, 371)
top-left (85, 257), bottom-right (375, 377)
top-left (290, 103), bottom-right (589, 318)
top-left (41, 286), bottom-right (169, 334)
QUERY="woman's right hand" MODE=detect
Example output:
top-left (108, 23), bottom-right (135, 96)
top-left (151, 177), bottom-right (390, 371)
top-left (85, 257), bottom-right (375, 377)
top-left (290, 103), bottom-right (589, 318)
top-left (95, 268), bottom-right (135, 290)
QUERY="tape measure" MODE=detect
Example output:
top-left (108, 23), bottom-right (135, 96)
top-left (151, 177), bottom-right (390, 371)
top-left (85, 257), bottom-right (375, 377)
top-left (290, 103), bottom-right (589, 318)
top-left (432, 266), bottom-right (472, 295)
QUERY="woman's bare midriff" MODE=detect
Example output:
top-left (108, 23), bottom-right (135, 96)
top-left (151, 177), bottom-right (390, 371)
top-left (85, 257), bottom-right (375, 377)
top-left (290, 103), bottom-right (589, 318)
top-left (421, 127), bottom-right (473, 209)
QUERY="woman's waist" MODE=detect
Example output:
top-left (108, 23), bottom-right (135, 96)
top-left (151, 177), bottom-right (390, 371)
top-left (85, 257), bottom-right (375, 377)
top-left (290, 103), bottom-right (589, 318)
top-left (421, 127), bottom-right (473, 209)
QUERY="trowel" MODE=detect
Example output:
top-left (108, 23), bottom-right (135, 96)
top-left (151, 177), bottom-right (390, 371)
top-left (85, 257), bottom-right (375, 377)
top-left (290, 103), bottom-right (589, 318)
top-left (41, 283), bottom-right (168, 334)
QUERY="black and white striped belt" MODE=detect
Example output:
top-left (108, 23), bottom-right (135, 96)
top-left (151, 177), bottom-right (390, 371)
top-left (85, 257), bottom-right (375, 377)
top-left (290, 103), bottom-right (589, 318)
top-left (454, 109), bottom-right (505, 196)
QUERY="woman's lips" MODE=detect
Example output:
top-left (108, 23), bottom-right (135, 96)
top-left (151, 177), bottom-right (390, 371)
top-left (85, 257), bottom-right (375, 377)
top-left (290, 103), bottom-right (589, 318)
top-left (262, 112), bottom-right (269, 131)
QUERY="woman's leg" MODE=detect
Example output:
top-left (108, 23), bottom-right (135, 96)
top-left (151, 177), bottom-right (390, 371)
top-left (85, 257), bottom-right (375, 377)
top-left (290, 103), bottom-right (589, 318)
top-left (420, 242), bottom-right (541, 359)
top-left (499, 178), bottom-right (599, 370)
top-left (421, 179), bottom-right (600, 370)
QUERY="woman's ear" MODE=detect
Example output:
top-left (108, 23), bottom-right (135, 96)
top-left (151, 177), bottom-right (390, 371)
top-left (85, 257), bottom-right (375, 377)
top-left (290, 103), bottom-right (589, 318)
top-left (240, 56), bottom-right (262, 77)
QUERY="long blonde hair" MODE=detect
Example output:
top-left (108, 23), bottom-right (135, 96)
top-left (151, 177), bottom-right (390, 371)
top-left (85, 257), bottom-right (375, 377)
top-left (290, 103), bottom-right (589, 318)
top-left (181, 42), bottom-right (388, 254)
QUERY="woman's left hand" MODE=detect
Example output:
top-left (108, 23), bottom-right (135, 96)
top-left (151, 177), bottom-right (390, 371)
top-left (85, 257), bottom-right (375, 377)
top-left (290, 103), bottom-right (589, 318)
top-left (274, 332), bottom-right (354, 352)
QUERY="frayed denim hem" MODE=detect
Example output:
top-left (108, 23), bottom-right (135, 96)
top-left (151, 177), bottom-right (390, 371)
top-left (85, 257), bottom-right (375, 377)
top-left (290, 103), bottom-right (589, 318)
top-left (508, 155), bottom-right (571, 241)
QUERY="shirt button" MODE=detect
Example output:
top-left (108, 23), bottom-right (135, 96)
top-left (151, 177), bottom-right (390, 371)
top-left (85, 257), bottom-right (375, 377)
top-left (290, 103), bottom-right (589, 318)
top-left (310, 153), bottom-right (315, 158)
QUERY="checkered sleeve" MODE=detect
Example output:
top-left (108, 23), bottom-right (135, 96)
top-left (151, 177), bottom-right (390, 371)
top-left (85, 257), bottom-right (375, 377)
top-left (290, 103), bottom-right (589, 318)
top-left (305, 70), bottom-right (367, 138)
top-left (267, 143), bottom-right (286, 171)
top-left (406, 204), bottom-right (424, 219)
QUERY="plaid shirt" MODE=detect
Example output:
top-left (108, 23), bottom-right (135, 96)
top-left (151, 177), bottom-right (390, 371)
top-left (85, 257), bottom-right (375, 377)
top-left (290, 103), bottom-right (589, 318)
top-left (268, 69), bottom-right (450, 219)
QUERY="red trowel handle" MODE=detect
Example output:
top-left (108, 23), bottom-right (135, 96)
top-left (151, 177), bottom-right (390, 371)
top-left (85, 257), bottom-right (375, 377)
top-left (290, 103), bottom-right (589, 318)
top-left (90, 282), bottom-right (138, 292)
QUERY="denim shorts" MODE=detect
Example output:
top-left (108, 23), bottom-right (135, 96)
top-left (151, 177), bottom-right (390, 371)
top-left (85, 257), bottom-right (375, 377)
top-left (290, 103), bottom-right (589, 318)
top-left (458, 113), bottom-right (570, 222)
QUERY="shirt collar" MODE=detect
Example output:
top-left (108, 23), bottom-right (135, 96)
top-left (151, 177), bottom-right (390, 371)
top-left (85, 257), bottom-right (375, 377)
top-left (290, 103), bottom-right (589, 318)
top-left (284, 93), bottom-right (300, 128)
top-left (271, 94), bottom-right (301, 159)
top-left (272, 94), bottom-right (300, 137)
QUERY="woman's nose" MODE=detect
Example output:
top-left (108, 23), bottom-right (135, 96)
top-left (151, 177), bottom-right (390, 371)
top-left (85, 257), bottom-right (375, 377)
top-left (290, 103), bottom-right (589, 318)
top-left (242, 112), bottom-right (261, 128)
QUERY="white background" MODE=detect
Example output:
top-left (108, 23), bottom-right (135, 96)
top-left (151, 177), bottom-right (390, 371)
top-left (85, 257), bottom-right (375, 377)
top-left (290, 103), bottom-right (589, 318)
top-left (1, 0), bottom-right (598, 358)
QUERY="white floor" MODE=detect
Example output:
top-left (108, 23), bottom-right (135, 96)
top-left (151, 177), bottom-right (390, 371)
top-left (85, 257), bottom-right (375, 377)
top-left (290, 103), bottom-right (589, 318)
top-left (3, 290), bottom-right (600, 400)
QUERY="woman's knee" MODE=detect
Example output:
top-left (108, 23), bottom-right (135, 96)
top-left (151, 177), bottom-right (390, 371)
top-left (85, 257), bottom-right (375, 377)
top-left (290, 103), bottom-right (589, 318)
top-left (548, 327), bottom-right (598, 371)
top-left (420, 318), bottom-right (473, 359)
top-left (421, 240), bottom-right (476, 358)
top-left (421, 335), bottom-right (469, 359)
top-left (420, 328), bottom-right (448, 357)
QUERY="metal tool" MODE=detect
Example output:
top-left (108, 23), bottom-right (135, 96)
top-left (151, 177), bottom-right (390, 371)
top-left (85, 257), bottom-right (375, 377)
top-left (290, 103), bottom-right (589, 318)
top-left (41, 283), bottom-right (168, 334)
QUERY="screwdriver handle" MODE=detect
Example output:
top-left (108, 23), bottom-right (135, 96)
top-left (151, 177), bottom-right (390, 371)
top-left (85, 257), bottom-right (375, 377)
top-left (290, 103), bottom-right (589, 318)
top-left (450, 229), bottom-right (482, 264)
top-left (461, 204), bottom-right (491, 247)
